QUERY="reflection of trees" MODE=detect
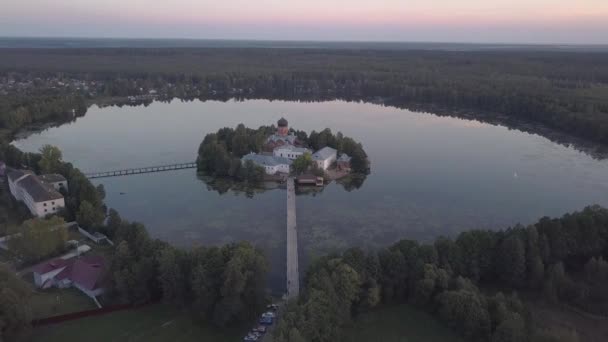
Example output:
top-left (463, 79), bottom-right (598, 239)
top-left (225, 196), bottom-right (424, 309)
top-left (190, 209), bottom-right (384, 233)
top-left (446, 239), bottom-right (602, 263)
top-left (336, 173), bottom-right (368, 192)
top-left (197, 172), bottom-right (368, 198)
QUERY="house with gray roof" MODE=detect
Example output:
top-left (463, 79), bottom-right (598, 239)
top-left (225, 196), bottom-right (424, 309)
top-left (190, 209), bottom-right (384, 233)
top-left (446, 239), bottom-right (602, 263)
top-left (337, 154), bottom-right (352, 171)
top-left (7, 170), bottom-right (66, 218)
top-left (39, 173), bottom-right (69, 191)
top-left (273, 145), bottom-right (312, 160)
top-left (312, 146), bottom-right (337, 170)
top-left (242, 153), bottom-right (292, 175)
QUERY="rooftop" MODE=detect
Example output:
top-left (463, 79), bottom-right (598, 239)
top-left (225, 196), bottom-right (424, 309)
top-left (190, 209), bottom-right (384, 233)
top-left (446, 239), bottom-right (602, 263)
top-left (39, 173), bottom-right (67, 183)
top-left (338, 154), bottom-right (352, 162)
top-left (7, 169), bottom-right (34, 182)
top-left (312, 146), bottom-right (338, 161)
top-left (16, 174), bottom-right (64, 202)
top-left (71, 255), bottom-right (106, 291)
top-left (242, 153), bottom-right (293, 167)
top-left (267, 134), bottom-right (297, 144)
top-left (33, 255), bottom-right (106, 291)
top-left (32, 258), bottom-right (70, 275)
top-left (274, 145), bottom-right (311, 154)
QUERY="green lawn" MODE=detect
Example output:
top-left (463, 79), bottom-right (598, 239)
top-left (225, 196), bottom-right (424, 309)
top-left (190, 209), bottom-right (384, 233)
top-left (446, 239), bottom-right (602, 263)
top-left (345, 305), bottom-right (464, 342)
top-left (29, 287), bottom-right (97, 319)
top-left (31, 304), bottom-right (244, 342)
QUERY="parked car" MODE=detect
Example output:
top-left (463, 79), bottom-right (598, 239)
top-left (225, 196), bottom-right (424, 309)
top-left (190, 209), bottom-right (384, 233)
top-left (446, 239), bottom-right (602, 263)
top-left (267, 304), bottom-right (279, 311)
top-left (262, 311), bottom-right (275, 318)
top-left (259, 316), bottom-right (273, 325)
top-left (243, 333), bottom-right (259, 341)
top-left (253, 325), bottom-right (267, 334)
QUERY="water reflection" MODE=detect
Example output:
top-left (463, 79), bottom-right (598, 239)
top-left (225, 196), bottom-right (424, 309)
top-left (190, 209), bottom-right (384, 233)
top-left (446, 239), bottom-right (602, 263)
top-left (12, 99), bottom-right (608, 291)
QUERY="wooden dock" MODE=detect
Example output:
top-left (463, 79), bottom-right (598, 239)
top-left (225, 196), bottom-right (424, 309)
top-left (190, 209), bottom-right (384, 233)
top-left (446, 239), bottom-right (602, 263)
top-left (286, 177), bottom-right (299, 298)
top-left (84, 162), bottom-right (197, 179)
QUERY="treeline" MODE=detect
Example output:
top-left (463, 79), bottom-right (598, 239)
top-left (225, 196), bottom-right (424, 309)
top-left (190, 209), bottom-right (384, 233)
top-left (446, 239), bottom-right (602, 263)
top-left (103, 210), bottom-right (268, 327)
top-left (0, 92), bottom-right (87, 136)
top-left (274, 205), bottom-right (608, 342)
top-left (1, 48), bottom-right (608, 145)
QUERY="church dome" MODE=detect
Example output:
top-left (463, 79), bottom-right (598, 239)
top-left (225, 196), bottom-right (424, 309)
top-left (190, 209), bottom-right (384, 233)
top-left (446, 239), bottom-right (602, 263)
top-left (278, 117), bottom-right (288, 127)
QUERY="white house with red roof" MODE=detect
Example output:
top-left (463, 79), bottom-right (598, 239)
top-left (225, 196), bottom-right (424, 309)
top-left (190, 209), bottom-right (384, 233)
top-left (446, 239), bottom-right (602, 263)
top-left (32, 255), bottom-right (107, 304)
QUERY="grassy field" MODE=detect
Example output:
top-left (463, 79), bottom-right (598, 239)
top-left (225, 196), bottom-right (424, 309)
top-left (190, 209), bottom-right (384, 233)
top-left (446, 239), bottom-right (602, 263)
top-left (29, 287), bottom-right (97, 319)
top-left (345, 305), bottom-right (463, 342)
top-left (31, 304), bottom-right (244, 342)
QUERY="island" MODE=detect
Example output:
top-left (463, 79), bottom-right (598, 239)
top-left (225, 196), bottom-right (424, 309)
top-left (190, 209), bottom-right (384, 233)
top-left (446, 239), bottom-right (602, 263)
top-left (196, 117), bottom-right (369, 191)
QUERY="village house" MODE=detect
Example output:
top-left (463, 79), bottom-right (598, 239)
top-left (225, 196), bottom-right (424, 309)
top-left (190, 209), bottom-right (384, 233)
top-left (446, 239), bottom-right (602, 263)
top-left (39, 173), bottom-right (69, 192)
top-left (273, 145), bottom-right (311, 160)
top-left (312, 146), bottom-right (338, 170)
top-left (242, 153), bottom-right (292, 175)
top-left (337, 154), bottom-right (352, 171)
top-left (32, 255), bottom-right (107, 303)
top-left (7, 170), bottom-right (66, 217)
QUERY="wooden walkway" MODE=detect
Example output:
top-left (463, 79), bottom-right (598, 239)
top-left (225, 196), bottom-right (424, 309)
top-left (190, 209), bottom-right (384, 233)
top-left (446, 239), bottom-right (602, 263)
top-left (286, 177), bottom-right (299, 298)
top-left (84, 162), bottom-right (196, 179)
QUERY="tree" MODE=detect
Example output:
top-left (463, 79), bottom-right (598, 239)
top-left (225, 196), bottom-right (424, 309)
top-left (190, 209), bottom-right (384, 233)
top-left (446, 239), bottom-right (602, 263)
top-left (8, 216), bottom-right (68, 263)
top-left (497, 234), bottom-right (526, 288)
top-left (0, 265), bottom-right (32, 341)
top-left (157, 247), bottom-right (186, 305)
top-left (76, 200), bottom-right (105, 230)
top-left (38, 144), bottom-right (63, 174)
top-left (292, 153), bottom-right (313, 175)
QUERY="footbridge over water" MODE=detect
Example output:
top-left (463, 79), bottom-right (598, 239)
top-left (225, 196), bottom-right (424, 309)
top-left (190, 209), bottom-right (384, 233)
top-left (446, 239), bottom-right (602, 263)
top-left (286, 177), bottom-right (299, 299)
top-left (84, 162), bottom-right (197, 179)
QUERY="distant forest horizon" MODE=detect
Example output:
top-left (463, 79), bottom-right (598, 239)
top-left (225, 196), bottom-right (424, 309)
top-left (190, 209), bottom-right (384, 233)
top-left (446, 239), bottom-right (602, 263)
top-left (1, 37), bottom-right (607, 51)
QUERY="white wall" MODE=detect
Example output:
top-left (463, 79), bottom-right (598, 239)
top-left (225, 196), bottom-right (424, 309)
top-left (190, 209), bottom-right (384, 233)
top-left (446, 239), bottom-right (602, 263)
top-left (24, 193), bottom-right (65, 218)
top-left (263, 164), bottom-right (290, 175)
top-left (315, 154), bottom-right (336, 170)
top-left (274, 148), bottom-right (309, 160)
top-left (34, 266), bottom-right (67, 288)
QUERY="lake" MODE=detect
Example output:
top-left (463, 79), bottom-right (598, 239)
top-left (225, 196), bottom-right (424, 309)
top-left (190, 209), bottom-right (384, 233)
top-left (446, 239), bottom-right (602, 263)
top-left (12, 99), bottom-right (608, 290)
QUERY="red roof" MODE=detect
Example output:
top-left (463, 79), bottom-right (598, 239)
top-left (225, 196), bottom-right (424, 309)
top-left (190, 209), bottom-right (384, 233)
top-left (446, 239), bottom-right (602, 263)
top-left (70, 255), bottom-right (106, 291)
top-left (32, 258), bottom-right (70, 275)
top-left (32, 255), bottom-right (106, 291)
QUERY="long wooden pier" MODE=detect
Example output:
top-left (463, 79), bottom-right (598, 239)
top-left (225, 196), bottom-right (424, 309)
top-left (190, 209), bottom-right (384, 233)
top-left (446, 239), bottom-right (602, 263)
top-left (286, 177), bottom-right (299, 298)
top-left (84, 162), bottom-right (197, 179)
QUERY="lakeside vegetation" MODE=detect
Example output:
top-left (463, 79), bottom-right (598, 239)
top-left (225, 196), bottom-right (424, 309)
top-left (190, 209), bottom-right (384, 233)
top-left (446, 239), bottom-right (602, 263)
top-left (273, 205), bottom-right (608, 342)
top-left (1, 48), bottom-right (608, 150)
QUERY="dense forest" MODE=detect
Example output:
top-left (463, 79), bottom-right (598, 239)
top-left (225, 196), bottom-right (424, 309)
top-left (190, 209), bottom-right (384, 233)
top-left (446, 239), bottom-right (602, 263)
top-left (274, 205), bottom-right (608, 342)
top-left (1, 48), bottom-right (608, 147)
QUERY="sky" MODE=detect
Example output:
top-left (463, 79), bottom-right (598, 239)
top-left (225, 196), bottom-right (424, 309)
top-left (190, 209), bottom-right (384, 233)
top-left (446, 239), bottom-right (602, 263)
top-left (1, 0), bottom-right (608, 44)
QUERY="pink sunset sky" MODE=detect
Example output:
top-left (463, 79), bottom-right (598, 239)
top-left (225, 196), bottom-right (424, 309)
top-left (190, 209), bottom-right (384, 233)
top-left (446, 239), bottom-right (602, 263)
top-left (1, 0), bottom-right (607, 43)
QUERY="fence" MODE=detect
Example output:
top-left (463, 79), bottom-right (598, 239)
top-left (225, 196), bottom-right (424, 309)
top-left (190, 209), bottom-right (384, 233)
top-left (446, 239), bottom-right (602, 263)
top-left (32, 301), bottom-right (157, 326)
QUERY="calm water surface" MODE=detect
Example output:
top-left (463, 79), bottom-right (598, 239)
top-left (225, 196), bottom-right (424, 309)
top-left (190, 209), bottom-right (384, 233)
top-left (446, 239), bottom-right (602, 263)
top-left (13, 99), bottom-right (608, 288)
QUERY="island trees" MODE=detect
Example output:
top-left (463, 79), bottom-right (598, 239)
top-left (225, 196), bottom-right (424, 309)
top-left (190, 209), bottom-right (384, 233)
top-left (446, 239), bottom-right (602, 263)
top-left (292, 152), bottom-right (312, 175)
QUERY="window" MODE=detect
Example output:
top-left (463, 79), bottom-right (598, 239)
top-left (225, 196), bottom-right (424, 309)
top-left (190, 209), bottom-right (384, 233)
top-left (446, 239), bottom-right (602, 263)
top-left (52, 201), bottom-right (55, 205)
top-left (44, 203), bottom-right (47, 206)
top-left (52, 207), bottom-right (55, 211)
top-left (44, 209), bottom-right (47, 212)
